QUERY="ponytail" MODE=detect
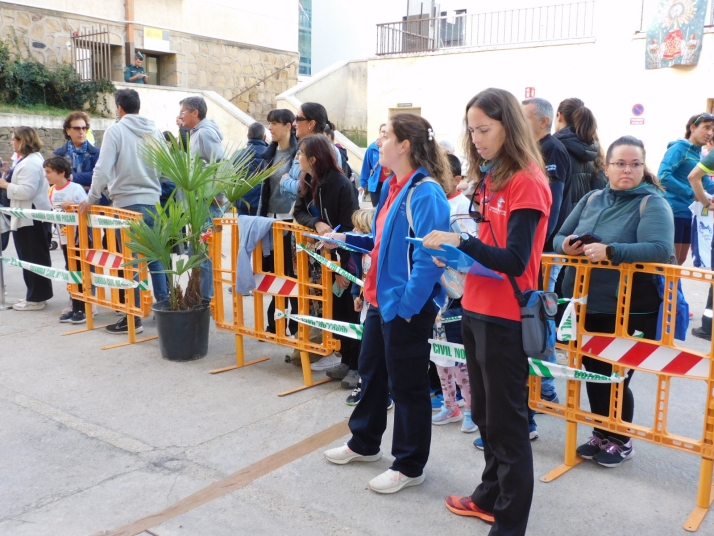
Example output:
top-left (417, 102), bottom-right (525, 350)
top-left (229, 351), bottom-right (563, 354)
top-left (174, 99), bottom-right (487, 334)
top-left (389, 113), bottom-right (452, 193)
top-left (558, 97), bottom-right (604, 173)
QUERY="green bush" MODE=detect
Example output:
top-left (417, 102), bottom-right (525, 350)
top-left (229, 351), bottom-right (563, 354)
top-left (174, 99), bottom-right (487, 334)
top-left (0, 38), bottom-right (115, 115)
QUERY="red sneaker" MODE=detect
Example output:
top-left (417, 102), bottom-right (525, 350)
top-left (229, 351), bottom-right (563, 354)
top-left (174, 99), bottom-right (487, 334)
top-left (444, 495), bottom-right (495, 524)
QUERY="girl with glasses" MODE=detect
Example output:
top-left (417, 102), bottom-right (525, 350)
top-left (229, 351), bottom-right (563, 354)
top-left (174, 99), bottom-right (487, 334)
top-left (423, 88), bottom-right (551, 535)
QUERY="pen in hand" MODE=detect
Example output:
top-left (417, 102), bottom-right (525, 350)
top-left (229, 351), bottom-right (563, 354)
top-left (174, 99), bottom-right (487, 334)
top-left (316, 224), bottom-right (340, 251)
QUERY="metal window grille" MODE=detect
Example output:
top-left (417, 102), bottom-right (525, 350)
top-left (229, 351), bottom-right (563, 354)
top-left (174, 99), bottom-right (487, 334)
top-left (71, 26), bottom-right (111, 82)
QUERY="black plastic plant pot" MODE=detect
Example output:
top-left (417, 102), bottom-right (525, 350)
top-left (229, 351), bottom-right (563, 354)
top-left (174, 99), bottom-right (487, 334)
top-left (152, 299), bottom-right (210, 361)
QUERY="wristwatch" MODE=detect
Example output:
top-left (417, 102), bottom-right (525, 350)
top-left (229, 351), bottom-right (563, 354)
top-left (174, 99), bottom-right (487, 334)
top-left (606, 245), bottom-right (615, 260)
top-left (459, 232), bottom-right (471, 249)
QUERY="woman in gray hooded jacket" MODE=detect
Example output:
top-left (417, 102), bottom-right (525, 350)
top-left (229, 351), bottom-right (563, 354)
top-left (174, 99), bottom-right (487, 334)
top-left (554, 135), bottom-right (674, 469)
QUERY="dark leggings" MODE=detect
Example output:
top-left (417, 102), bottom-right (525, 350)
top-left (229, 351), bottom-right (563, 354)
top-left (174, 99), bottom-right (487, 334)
top-left (12, 221), bottom-right (53, 302)
top-left (582, 311), bottom-right (659, 443)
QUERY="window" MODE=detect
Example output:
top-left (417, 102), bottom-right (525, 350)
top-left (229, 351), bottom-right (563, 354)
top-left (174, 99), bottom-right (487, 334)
top-left (640, 0), bottom-right (714, 31)
top-left (299, 0), bottom-right (312, 75)
top-left (145, 54), bottom-right (159, 85)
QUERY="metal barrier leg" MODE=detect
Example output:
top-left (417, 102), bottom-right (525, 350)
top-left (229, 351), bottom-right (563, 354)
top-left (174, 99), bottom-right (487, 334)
top-left (684, 458), bottom-right (714, 531)
top-left (211, 334), bottom-right (269, 374)
top-left (278, 350), bottom-right (333, 397)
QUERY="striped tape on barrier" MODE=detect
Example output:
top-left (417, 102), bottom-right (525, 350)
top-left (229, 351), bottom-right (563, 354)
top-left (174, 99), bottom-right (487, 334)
top-left (2, 257), bottom-right (82, 283)
top-left (296, 243), bottom-right (364, 287)
top-left (274, 310), bottom-right (363, 340)
top-left (428, 338), bottom-right (624, 383)
top-left (85, 250), bottom-right (124, 269)
top-left (254, 274), bottom-right (297, 296)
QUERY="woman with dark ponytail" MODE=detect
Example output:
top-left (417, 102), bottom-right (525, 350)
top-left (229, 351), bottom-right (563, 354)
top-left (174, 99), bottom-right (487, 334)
top-left (553, 98), bottom-right (605, 217)
top-left (322, 113), bottom-right (451, 494)
top-left (280, 102), bottom-right (344, 197)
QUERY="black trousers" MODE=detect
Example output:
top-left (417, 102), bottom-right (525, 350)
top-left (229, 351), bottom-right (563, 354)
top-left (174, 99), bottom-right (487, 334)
top-left (462, 315), bottom-right (533, 536)
top-left (347, 302), bottom-right (437, 477)
top-left (582, 312), bottom-right (658, 443)
top-left (12, 220), bottom-right (53, 302)
top-left (369, 182), bottom-right (384, 207)
top-left (331, 283), bottom-right (361, 370)
top-left (264, 228), bottom-right (298, 334)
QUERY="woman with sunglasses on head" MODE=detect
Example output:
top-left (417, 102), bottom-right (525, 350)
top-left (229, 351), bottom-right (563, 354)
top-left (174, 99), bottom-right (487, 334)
top-left (54, 112), bottom-right (101, 197)
top-left (292, 135), bottom-right (360, 382)
top-left (280, 102), bottom-right (344, 197)
top-left (555, 136), bottom-right (674, 468)
top-left (322, 112), bottom-right (451, 494)
top-left (658, 112), bottom-right (714, 264)
top-left (423, 88), bottom-right (551, 535)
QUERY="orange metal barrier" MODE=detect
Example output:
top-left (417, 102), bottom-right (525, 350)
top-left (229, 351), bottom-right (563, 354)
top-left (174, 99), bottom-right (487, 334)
top-left (210, 218), bottom-right (339, 396)
top-left (64, 205), bottom-right (156, 350)
top-left (533, 255), bottom-right (714, 531)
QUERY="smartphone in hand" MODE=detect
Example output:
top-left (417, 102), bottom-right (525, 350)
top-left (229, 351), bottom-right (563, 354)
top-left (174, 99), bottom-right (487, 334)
top-left (569, 232), bottom-right (602, 246)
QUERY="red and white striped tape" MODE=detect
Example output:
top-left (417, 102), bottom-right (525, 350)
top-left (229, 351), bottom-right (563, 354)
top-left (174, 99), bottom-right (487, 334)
top-left (85, 249), bottom-right (123, 269)
top-left (581, 335), bottom-right (711, 379)
top-left (254, 274), bottom-right (297, 296)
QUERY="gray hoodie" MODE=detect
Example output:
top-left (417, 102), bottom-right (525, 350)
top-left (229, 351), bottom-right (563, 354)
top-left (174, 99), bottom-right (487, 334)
top-left (190, 119), bottom-right (225, 163)
top-left (88, 114), bottom-right (163, 208)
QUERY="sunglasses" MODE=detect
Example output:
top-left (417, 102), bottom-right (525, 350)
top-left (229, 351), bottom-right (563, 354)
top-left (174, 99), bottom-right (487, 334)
top-left (694, 113), bottom-right (714, 125)
top-left (294, 116), bottom-right (309, 122)
top-left (467, 180), bottom-right (493, 223)
top-left (69, 126), bottom-right (89, 132)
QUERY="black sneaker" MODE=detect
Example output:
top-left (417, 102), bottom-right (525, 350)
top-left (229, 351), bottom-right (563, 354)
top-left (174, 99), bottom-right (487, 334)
top-left (346, 384), bottom-right (362, 406)
top-left (692, 327), bottom-right (711, 341)
top-left (59, 311), bottom-right (74, 323)
top-left (70, 311), bottom-right (86, 324)
top-left (594, 437), bottom-right (634, 467)
top-left (106, 316), bottom-right (143, 334)
top-left (576, 431), bottom-right (608, 459)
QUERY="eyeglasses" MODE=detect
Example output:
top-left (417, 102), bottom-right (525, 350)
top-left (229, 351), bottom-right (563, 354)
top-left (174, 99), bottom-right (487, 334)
top-left (608, 162), bottom-right (644, 170)
top-left (694, 113), bottom-right (714, 125)
top-left (294, 116), bottom-right (309, 122)
top-left (69, 126), bottom-right (89, 132)
top-left (468, 181), bottom-right (493, 223)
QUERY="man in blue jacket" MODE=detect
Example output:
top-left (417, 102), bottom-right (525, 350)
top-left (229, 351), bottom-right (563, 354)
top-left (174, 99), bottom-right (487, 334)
top-left (359, 123), bottom-right (387, 206)
top-left (234, 122), bottom-right (268, 216)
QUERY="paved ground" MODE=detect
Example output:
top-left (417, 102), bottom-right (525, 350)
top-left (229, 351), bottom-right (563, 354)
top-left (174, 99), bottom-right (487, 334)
top-left (1, 234), bottom-right (714, 536)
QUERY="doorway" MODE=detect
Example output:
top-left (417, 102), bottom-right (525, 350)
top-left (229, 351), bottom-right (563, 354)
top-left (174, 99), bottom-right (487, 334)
top-left (145, 54), bottom-right (159, 85)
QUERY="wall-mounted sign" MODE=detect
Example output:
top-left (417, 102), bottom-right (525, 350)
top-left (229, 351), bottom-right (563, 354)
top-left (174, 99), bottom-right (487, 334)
top-left (143, 27), bottom-right (170, 53)
top-left (630, 118), bottom-right (645, 125)
top-left (632, 104), bottom-right (645, 116)
top-left (397, 103), bottom-right (413, 108)
top-left (645, 0), bottom-right (706, 69)
top-left (525, 87), bottom-right (535, 98)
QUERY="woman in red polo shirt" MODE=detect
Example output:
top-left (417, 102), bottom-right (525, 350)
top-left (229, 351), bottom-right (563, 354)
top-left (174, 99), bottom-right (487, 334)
top-left (424, 88), bottom-right (551, 536)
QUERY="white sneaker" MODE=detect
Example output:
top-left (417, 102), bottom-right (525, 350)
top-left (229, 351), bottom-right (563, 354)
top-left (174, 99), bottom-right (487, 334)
top-left (368, 469), bottom-right (425, 494)
top-left (324, 444), bottom-right (382, 465)
top-left (310, 353), bottom-right (340, 371)
top-left (12, 300), bottom-right (45, 311)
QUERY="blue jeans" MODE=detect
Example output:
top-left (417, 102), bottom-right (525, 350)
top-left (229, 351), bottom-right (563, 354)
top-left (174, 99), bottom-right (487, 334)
top-left (197, 204), bottom-right (223, 300)
top-left (123, 204), bottom-right (168, 305)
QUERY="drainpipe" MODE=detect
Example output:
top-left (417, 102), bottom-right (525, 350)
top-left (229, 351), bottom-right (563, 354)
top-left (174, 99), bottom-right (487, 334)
top-left (125, 0), bottom-right (135, 66)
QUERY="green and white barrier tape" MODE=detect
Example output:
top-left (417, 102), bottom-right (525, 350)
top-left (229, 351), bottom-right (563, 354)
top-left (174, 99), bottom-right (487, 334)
top-left (0, 207), bottom-right (130, 228)
top-left (90, 273), bottom-right (149, 290)
top-left (428, 338), bottom-right (623, 383)
top-left (275, 310), bottom-right (363, 340)
top-left (440, 315), bottom-right (462, 323)
top-left (0, 207), bottom-right (78, 225)
top-left (2, 257), bottom-right (81, 283)
top-left (296, 243), bottom-right (364, 287)
top-left (557, 296), bottom-right (587, 342)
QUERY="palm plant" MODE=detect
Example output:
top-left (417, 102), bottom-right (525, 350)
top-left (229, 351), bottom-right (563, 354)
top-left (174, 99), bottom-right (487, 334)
top-left (124, 134), bottom-right (280, 311)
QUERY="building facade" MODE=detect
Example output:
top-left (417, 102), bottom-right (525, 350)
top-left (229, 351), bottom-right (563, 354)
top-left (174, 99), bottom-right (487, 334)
top-left (0, 0), bottom-right (300, 120)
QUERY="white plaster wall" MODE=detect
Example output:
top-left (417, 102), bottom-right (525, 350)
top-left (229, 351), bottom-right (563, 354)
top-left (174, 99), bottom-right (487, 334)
top-left (364, 0), bottom-right (714, 168)
top-left (14, 0), bottom-right (299, 53)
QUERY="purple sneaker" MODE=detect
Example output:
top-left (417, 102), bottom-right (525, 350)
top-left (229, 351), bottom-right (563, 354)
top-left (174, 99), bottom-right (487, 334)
top-left (576, 431), bottom-right (608, 459)
top-left (594, 437), bottom-right (634, 468)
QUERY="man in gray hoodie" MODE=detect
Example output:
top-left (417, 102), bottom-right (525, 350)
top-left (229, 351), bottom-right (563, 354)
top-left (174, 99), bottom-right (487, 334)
top-left (178, 96), bottom-right (225, 300)
top-left (80, 88), bottom-right (168, 334)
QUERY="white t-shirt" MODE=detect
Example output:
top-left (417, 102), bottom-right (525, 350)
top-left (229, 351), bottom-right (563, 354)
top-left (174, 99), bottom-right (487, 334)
top-left (447, 192), bottom-right (477, 235)
top-left (50, 181), bottom-right (87, 245)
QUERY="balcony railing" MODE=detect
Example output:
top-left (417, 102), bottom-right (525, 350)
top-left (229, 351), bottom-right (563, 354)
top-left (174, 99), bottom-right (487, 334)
top-left (376, 1), bottom-right (596, 56)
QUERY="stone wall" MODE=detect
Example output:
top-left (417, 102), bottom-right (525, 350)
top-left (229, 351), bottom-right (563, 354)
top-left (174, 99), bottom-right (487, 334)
top-left (0, 126), bottom-right (104, 163)
top-left (0, 4), bottom-right (299, 122)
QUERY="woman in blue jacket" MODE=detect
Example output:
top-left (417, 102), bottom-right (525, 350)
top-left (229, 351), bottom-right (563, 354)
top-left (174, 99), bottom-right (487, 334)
top-left (322, 113), bottom-right (451, 494)
top-left (658, 113), bottom-right (714, 264)
top-left (54, 111), bottom-right (106, 205)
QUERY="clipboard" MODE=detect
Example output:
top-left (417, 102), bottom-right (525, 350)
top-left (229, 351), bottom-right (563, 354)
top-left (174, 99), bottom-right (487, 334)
top-left (405, 237), bottom-right (503, 280)
top-left (303, 233), bottom-right (372, 255)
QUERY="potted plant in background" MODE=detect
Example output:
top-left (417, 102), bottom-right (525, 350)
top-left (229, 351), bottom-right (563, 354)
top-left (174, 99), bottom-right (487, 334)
top-left (124, 135), bottom-right (278, 361)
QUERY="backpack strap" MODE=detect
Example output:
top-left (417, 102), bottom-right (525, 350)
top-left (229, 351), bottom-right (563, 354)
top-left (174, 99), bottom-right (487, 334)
top-left (406, 177), bottom-right (439, 236)
top-left (639, 194), bottom-right (651, 217)
top-left (585, 189), bottom-right (605, 206)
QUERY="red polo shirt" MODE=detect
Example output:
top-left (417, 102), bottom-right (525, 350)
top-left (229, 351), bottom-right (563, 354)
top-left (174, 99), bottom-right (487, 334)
top-left (363, 170), bottom-right (416, 307)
